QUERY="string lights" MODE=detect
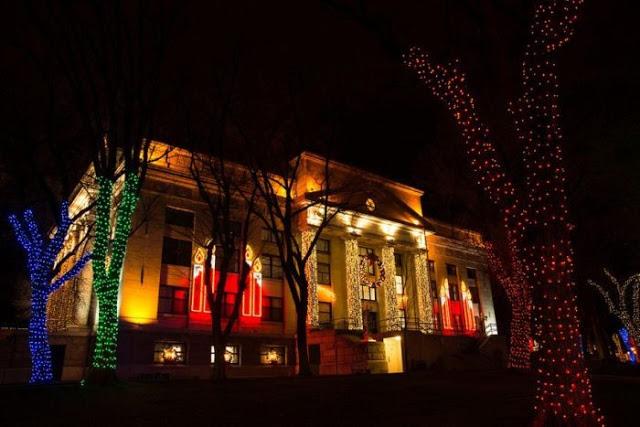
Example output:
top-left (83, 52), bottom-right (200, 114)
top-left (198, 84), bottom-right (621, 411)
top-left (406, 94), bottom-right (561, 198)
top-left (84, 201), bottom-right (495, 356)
top-left (405, 1), bottom-right (603, 424)
top-left (8, 201), bottom-right (91, 384)
top-left (485, 241), bottom-right (532, 370)
top-left (345, 238), bottom-right (363, 330)
top-left (412, 251), bottom-right (432, 334)
top-left (302, 230), bottom-right (320, 328)
top-left (587, 270), bottom-right (640, 347)
top-left (90, 173), bottom-right (139, 376)
top-left (381, 245), bottom-right (401, 332)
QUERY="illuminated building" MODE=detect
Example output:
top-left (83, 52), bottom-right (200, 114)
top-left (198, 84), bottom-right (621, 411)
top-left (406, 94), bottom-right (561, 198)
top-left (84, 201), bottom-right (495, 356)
top-left (12, 142), bottom-right (499, 380)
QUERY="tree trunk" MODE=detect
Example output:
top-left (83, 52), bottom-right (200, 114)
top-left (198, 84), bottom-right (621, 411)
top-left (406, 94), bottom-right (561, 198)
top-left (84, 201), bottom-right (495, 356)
top-left (532, 239), bottom-right (603, 426)
top-left (28, 289), bottom-right (53, 384)
top-left (212, 338), bottom-right (227, 382)
top-left (296, 310), bottom-right (312, 377)
top-left (507, 299), bottom-right (531, 370)
top-left (87, 277), bottom-right (120, 384)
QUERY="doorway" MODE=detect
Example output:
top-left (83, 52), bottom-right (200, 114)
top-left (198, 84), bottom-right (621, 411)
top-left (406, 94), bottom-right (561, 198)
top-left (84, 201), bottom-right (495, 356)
top-left (383, 336), bottom-right (403, 373)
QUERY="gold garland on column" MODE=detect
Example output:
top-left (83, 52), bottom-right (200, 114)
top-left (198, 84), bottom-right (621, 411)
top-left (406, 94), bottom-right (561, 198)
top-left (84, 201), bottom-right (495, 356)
top-left (381, 245), bottom-right (401, 332)
top-left (301, 230), bottom-right (319, 328)
top-left (413, 251), bottom-right (432, 334)
top-left (345, 238), bottom-right (363, 330)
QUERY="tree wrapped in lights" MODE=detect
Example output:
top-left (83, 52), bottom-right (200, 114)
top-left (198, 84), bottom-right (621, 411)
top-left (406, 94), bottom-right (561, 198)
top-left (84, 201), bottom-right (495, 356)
top-left (405, 0), bottom-right (604, 424)
top-left (485, 240), bottom-right (531, 370)
top-left (8, 201), bottom-right (91, 384)
top-left (588, 270), bottom-right (640, 346)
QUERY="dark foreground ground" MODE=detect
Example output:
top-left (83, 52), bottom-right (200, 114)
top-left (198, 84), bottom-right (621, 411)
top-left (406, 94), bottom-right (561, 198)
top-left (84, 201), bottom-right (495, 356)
top-left (0, 370), bottom-right (639, 426)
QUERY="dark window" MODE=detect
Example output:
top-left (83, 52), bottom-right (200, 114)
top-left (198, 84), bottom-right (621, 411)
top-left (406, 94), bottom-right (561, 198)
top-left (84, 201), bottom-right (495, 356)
top-left (394, 253), bottom-right (403, 270)
top-left (446, 263), bottom-right (457, 276)
top-left (316, 238), bottom-right (330, 253)
top-left (466, 268), bottom-right (477, 280)
top-left (262, 296), bottom-right (283, 322)
top-left (214, 244), bottom-right (239, 273)
top-left (360, 285), bottom-right (377, 301)
top-left (153, 342), bottom-right (186, 364)
top-left (429, 260), bottom-right (438, 299)
top-left (319, 302), bottom-right (332, 326)
top-left (261, 228), bottom-right (281, 243)
top-left (261, 255), bottom-right (283, 279)
top-left (221, 292), bottom-right (236, 317)
top-left (317, 262), bottom-right (331, 285)
top-left (365, 311), bottom-right (378, 333)
top-left (165, 207), bottom-right (194, 228)
top-left (211, 345), bottom-right (240, 365)
top-left (447, 264), bottom-right (460, 301)
top-left (260, 345), bottom-right (286, 365)
top-left (449, 283), bottom-right (460, 301)
top-left (158, 285), bottom-right (188, 315)
top-left (470, 287), bottom-right (480, 304)
top-left (162, 237), bottom-right (192, 266)
top-left (399, 308), bottom-right (406, 329)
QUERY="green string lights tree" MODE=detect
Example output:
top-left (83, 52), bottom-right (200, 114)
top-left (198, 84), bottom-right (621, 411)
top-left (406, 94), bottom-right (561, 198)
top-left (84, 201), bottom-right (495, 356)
top-left (23, 1), bottom-right (177, 383)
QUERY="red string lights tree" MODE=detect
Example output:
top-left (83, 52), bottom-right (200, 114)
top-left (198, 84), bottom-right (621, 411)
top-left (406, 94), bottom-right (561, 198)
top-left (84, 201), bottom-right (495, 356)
top-left (485, 240), bottom-right (531, 370)
top-left (406, 0), bottom-right (604, 424)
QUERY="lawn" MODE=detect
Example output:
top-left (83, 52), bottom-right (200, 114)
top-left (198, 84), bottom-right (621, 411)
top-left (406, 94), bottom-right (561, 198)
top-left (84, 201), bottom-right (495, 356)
top-left (0, 371), bottom-right (638, 426)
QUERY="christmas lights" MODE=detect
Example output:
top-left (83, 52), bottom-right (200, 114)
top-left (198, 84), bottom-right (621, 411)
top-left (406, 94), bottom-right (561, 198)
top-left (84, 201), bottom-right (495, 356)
top-left (345, 238), bottom-right (363, 330)
top-left (381, 245), bottom-right (401, 331)
top-left (90, 173), bottom-right (140, 377)
top-left (588, 270), bottom-right (640, 347)
top-left (405, 1), bottom-right (603, 423)
top-left (485, 241), bottom-right (531, 370)
top-left (8, 201), bottom-right (91, 384)
top-left (301, 230), bottom-right (319, 328)
top-left (412, 251), bottom-right (432, 334)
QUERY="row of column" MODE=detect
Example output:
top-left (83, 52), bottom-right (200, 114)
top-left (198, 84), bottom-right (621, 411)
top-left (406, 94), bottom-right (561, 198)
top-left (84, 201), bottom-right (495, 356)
top-left (304, 230), bottom-right (433, 333)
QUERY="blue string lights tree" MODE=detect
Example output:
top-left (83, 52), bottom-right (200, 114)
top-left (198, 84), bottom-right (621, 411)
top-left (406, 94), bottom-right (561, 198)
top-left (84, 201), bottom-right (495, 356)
top-left (8, 201), bottom-right (91, 384)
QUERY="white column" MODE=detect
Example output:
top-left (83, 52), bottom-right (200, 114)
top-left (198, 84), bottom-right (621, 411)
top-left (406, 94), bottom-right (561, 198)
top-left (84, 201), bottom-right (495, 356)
top-left (381, 245), bottom-right (401, 332)
top-left (345, 237), bottom-right (363, 330)
top-left (301, 230), bottom-right (319, 328)
top-left (413, 250), bottom-right (433, 333)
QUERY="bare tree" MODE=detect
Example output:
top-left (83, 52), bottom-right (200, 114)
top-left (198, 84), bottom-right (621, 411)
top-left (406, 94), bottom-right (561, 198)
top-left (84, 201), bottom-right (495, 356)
top-left (189, 152), bottom-right (257, 381)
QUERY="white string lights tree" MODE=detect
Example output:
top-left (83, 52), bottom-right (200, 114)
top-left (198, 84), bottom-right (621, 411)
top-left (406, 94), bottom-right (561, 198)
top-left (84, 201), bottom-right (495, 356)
top-left (588, 270), bottom-right (640, 346)
top-left (406, 1), bottom-right (604, 424)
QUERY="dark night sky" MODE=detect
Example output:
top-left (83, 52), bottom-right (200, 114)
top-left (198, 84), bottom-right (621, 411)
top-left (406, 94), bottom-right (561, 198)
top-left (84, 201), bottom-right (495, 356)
top-left (1, 1), bottom-right (639, 329)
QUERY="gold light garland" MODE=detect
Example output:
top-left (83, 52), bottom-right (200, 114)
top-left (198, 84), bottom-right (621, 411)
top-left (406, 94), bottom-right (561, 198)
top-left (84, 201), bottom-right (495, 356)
top-left (345, 238), bottom-right (363, 330)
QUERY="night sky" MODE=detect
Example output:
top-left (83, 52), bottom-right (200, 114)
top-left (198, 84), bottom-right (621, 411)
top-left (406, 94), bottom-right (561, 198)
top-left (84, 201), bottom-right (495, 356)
top-left (1, 1), bottom-right (639, 331)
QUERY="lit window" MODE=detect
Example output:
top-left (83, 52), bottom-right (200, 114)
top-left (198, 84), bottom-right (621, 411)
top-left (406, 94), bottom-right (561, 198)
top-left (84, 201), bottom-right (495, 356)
top-left (211, 345), bottom-right (240, 365)
top-left (319, 302), bottom-right (332, 326)
top-left (153, 342), bottom-right (186, 364)
top-left (360, 284), bottom-right (377, 301)
top-left (318, 262), bottom-right (331, 285)
top-left (165, 207), bottom-right (194, 229)
top-left (260, 345), bottom-right (286, 365)
top-left (359, 246), bottom-right (375, 275)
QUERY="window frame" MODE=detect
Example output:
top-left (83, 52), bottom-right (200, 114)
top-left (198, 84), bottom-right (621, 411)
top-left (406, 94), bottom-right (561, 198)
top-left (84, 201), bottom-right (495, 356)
top-left (161, 236), bottom-right (193, 267)
top-left (262, 296), bottom-right (284, 322)
top-left (153, 341), bottom-right (186, 365)
top-left (260, 345), bottom-right (286, 365)
top-left (158, 285), bottom-right (189, 315)
top-left (317, 262), bottom-right (331, 285)
top-left (261, 254), bottom-right (283, 279)
top-left (165, 207), bottom-right (195, 229)
top-left (318, 301), bottom-right (332, 326)
top-left (210, 344), bottom-right (241, 365)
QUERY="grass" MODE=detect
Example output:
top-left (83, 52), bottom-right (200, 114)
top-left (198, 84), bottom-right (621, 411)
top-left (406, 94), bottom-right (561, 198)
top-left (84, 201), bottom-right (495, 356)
top-left (0, 370), bottom-right (638, 426)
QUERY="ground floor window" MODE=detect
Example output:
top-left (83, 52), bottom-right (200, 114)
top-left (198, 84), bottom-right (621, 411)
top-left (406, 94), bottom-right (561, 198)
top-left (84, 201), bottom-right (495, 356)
top-left (210, 344), bottom-right (240, 365)
top-left (260, 345), bottom-right (286, 365)
top-left (153, 342), bottom-right (186, 364)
